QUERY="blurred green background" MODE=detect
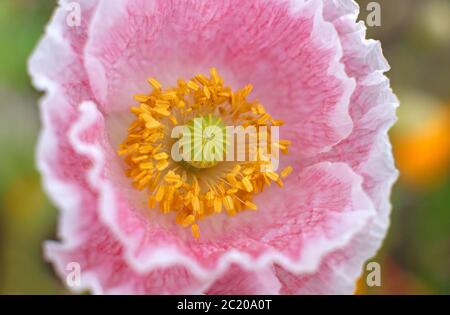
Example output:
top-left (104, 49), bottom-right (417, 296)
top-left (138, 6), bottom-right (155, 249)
top-left (0, 0), bottom-right (449, 294)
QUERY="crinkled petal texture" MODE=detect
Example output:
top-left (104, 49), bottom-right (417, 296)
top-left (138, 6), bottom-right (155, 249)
top-left (29, 0), bottom-right (398, 294)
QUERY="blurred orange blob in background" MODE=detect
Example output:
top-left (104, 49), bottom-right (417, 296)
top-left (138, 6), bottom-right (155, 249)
top-left (393, 94), bottom-right (450, 188)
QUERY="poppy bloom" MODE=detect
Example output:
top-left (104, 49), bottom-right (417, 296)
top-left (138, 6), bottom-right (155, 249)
top-left (29, 0), bottom-right (398, 294)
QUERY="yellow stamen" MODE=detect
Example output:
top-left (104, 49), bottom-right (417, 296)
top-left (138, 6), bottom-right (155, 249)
top-left (266, 172), bottom-right (279, 182)
top-left (148, 195), bottom-right (157, 208)
top-left (182, 214), bottom-right (195, 227)
top-left (241, 176), bottom-right (253, 192)
top-left (214, 197), bottom-right (222, 213)
top-left (281, 166), bottom-right (293, 178)
top-left (187, 80), bottom-right (199, 91)
top-left (118, 68), bottom-right (292, 239)
top-left (244, 200), bottom-right (258, 210)
top-left (147, 77), bottom-right (162, 90)
top-left (191, 224), bottom-right (200, 239)
top-left (134, 94), bottom-right (150, 102)
top-left (154, 152), bottom-right (169, 160)
top-left (156, 160), bottom-right (169, 171)
top-left (223, 195), bottom-right (234, 211)
top-left (153, 106), bottom-right (170, 116)
top-left (139, 162), bottom-right (153, 170)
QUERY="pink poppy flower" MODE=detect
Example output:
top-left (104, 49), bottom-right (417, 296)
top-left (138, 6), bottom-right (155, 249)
top-left (29, 0), bottom-right (398, 294)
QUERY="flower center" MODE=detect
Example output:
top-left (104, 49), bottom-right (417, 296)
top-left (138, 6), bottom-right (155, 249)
top-left (118, 68), bottom-right (292, 239)
top-left (183, 114), bottom-right (226, 169)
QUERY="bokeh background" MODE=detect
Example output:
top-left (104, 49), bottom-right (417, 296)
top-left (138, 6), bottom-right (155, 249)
top-left (0, 0), bottom-right (449, 294)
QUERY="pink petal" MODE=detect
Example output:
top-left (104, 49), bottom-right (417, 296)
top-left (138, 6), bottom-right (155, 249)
top-left (29, 0), bottom-right (98, 106)
top-left (40, 100), bottom-right (207, 294)
top-left (84, 0), bottom-right (354, 156)
top-left (206, 265), bottom-right (281, 295)
top-left (29, 0), bottom-right (399, 294)
top-left (38, 96), bottom-right (375, 294)
top-left (67, 102), bottom-right (376, 289)
top-left (274, 0), bottom-right (399, 294)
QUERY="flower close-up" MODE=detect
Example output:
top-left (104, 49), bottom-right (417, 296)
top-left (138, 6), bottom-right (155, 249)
top-left (28, 0), bottom-right (399, 294)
